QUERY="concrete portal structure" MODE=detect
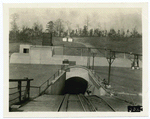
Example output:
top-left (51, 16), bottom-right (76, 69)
top-left (65, 66), bottom-right (107, 96)
top-left (44, 66), bottom-right (107, 96)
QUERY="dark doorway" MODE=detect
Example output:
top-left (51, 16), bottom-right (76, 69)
top-left (65, 77), bottom-right (88, 94)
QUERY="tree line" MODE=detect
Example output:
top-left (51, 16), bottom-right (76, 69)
top-left (9, 13), bottom-right (142, 42)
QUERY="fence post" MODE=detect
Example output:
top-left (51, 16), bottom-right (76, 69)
top-left (18, 81), bottom-right (21, 103)
top-left (27, 80), bottom-right (30, 99)
top-left (39, 87), bottom-right (41, 95)
top-left (47, 80), bottom-right (49, 87)
top-left (54, 73), bottom-right (55, 79)
top-left (137, 55), bottom-right (139, 67)
top-left (124, 53), bottom-right (126, 59)
top-left (63, 45), bottom-right (65, 55)
top-left (58, 69), bottom-right (59, 76)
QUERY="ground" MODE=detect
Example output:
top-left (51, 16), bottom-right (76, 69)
top-left (94, 66), bottom-right (142, 105)
top-left (9, 64), bottom-right (142, 105)
top-left (9, 37), bottom-right (142, 106)
top-left (73, 37), bottom-right (142, 54)
top-left (9, 64), bottom-right (61, 86)
top-left (9, 37), bottom-right (142, 55)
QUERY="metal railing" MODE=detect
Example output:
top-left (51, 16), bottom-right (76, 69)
top-left (30, 65), bottom-right (66, 97)
top-left (90, 69), bottom-right (137, 105)
top-left (55, 46), bottom-right (142, 58)
top-left (9, 78), bottom-right (33, 106)
top-left (9, 65), bottom-right (66, 107)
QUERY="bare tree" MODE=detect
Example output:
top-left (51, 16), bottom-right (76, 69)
top-left (55, 19), bottom-right (64, 37)
top-left (76, 24), bottom-right (80, 36)
top-left (46, 21), bottom-right (54, 32)
top-left (10, 13), bottom-right (19, 40)
top-left (10, 13), bottom-right (19, 31)
top-left (76, 24), bottom-right (80, 31)
top-left (32, 22), bottom-right (43, 36)
top-left (65, 20), bottom-right (72, 36)
top-left (85, 15), bottom-right (90, 31)
top-left (98, 22), bottom-right (101, 30)
top-left (46, 21), bottom-right (54, 46)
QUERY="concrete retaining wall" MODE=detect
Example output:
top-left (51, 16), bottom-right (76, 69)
top-left (10, 44), bottom-right (142, 68)
top-left (10, 53), bottom-right (142, 68)
top-left (88, 72), bottom-right (106, 96)
top-left (45, 71), bottom-right (66, 95)
top-left (10, 53), bottom-right (30, 64)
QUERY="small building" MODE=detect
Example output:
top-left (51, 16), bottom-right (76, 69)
top-left (10, 44), bottom-right (64, 64)
top-left (62, 36), bottom-right (73, 42)
top-left (62, 38), bottom-right (67, 42)
top-left (68, 38), bottom-right (73, 42)
top-left (20, 44), bottom-right (32, 53)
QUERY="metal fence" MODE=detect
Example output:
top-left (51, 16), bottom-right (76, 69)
top-left (30, 65), bottom-right (66, 97)
top-left (54, 46), bottom-right (142, 61)
top-left (9, 79), bottom-right (33, 107)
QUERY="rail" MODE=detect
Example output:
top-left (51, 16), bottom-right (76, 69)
top-left (78, 94), bottom-right (97, 111)
top-left (58, 94), bottom-right (97, 112)
top-left (9, 78), bottom-right (33, 105)
top-left (9, 65), bottom-right (66, 107)
top-left (93, 95), bottom-right (116, 112)
top-left (29, 65), bottom-right (67, 98)
top-left (38, 65), bottom-right (66, 96)
top-left (90, 70), bottom-right (136, 105)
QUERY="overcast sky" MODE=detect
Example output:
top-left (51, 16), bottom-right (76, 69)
top-left (9, 8), bottom-right (142, 33)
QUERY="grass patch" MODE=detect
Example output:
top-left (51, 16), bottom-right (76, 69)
top-left (9, 64), bottom-right (61, 87)
top-left (94, 66), bottom-right (142, 94)
top-left (73, 37), bottom-right (142, 54)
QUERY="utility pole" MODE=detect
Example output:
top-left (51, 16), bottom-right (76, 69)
top-left (91, 52), bottom-right (97, 70)
top-left (106, 50), bottom-right (116, 85)
top-left (87, 48), bottom-right (91, 69)
top-left (132, 54), bottom-right (140, 69)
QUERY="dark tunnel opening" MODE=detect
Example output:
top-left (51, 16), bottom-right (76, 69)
top-left (65, 77), bottom-right (88, 94)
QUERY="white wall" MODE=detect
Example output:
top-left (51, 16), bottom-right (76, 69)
top-left (30, 46), bottom-right (53, 64)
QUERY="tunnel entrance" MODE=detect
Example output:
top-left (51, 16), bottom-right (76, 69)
top-left (65, 77), bottom-right (88, 94)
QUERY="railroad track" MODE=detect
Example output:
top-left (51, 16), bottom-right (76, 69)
top-left (57, 94), bottom-right (97, 112)
top-left (87, 95), bottom-right (116, 112)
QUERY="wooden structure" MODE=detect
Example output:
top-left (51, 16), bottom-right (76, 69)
top-left (9, 78), bottom-right (33, 108)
